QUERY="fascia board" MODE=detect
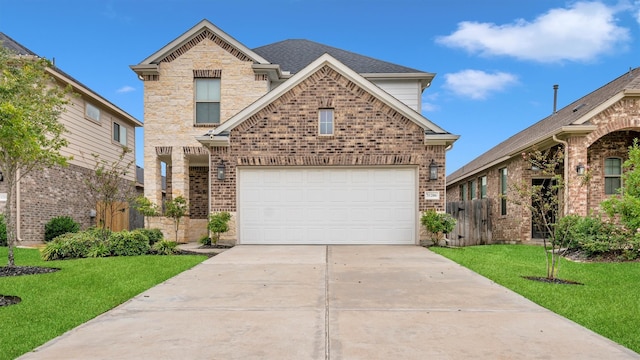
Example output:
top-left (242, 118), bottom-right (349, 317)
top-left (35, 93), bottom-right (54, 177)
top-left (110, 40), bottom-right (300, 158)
top-left (47, 68), bottom-right (143, 127)
top-left (424, 134), bottom-right (460, 146)
top-left (138, 19), bottom-right (270, 65)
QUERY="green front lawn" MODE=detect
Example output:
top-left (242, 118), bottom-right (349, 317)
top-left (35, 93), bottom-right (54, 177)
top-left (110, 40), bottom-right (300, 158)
top-left (430, 245), bottom-right (640, 354)
top-left (0, 247), bottom-right (207, 360)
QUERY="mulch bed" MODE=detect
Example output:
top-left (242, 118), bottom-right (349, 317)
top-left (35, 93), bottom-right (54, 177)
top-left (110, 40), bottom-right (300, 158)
top-left (0, 295), bottom-right (21, 307)
top-left (198, 244), bottom-right (234, 250)
top-left (0, 265), bottom-right (60, 277)
top-left (522, 276), bottom-right (584, 285)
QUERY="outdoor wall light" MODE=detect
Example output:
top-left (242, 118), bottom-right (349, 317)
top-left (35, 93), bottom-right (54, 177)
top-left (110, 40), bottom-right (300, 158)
top-left (0, 171), bottom-right (3, 182)
top-left (217, 160), bottom-right (226, 180)
top-left (576, 163), bottom-right (586, 176)
top-left (429, 160), bottom-right (438, 181)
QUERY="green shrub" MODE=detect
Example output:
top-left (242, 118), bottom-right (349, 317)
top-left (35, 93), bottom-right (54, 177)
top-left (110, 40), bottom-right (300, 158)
top-left (0, 214), bottom-right (6, 246)
top-left (208, 211), bottom-right (231, 245)
top-left (136, 228), bottom-right (164, 245)
top-left (420, 210), bottom-right (456, 246)
top-left (41, 232), bottom-right (100, 261)
top-left (199, 234), bottom-right (212, 246)
top-left (559, 215), bottom-right (628, 256)
top-left (44, 216), bottom-right (80, 242)
top-left (152, 240), bottom-right (179, 255)
top-left (86, 242), bottom-right (110, 258)
top-left (108, 231), bottom-right (151, 257)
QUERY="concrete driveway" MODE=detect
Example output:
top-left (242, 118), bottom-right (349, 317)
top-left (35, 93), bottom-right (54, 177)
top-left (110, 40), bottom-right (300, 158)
top-left (20, 245), bottom-right (638, 359)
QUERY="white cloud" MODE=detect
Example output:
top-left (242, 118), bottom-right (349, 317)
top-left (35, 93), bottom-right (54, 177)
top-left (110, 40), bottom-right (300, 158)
top-left (116, 85), bottom-right (135, 94)
top-left (443, 70), bottom-right (518, 100)
top-left (436, 1), bottom-right (630, 63)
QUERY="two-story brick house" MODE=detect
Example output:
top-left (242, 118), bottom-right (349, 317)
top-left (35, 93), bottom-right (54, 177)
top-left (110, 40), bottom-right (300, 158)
top-left (131, 20), bottom-right (458, 244)
top-left (0, 33), bottom-right (143, 244)
top-left (446, 68), bottom-right (640, 243)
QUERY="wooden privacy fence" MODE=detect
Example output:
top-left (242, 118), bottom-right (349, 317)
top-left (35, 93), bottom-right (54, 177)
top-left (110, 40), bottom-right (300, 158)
top-left (446, 199), bottom-right (492, 246)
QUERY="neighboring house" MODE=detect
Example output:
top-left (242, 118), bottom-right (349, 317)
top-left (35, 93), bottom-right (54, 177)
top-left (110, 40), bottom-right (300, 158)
top-left (0, 33), bottom-right (143, 244)
top-left (131, 20), bottom-right (458, 245)
top-left (447, 68), bottom-right (640, 243)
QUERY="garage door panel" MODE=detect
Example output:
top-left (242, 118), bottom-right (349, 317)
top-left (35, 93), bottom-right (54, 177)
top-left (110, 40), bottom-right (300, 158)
top-left (239, 168), bottom-right (416, 245)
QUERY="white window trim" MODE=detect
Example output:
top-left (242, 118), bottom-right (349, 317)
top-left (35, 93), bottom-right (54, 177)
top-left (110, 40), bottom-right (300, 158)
top-left (319, 108), bottom-right (334, 136)
top-left (85, 102), bottom-right (101, 122)
top-left (195, 78), bottom-right (221, 124)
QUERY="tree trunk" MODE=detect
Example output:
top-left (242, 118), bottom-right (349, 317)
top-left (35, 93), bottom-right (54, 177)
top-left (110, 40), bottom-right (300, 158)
top-left (5, 174), bottom-right (17, 267)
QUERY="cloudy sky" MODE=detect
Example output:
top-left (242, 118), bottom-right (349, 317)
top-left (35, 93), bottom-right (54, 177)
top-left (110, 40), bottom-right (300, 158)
top-left (1, 0), bottom-right (639, 174)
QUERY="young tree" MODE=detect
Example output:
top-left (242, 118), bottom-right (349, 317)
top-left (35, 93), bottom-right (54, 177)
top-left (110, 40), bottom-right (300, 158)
top-left (164, 195), bottom-right (188, 243)
top-left (132, 196), bottom-right (160, 229)
top-left (208, 211), bottom-right (231, 245)
top-left (509, 148), bottom-right (573, 280)
top-left (83, 147), bottom-right (136, 241)
top-left (0, 47), bottom-right (70, 266)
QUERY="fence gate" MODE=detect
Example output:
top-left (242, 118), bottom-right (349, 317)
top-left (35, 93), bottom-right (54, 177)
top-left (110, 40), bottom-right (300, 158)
top-left (446, 199), bottom-right (492, 246)
top-left (96, 202), bottom-right (130, 232)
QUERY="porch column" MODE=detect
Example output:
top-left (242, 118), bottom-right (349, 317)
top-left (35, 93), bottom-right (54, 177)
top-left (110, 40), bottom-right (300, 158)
top-left (566, 136), bottom-right (588, 216)
top-left (171, 149), bottom-right (190, 242)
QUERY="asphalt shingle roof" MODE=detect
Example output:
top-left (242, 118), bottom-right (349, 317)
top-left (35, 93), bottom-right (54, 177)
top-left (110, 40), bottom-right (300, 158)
top-left (0, 32), bottom-right (38, 56)
top-left (253, 39), bottom-right (426, 74)
top-left (447, 67), bottom-right (640, 183)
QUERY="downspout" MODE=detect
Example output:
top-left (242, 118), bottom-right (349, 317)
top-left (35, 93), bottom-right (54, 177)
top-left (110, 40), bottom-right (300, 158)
top-left (552, 134), bottom-right (569, 215)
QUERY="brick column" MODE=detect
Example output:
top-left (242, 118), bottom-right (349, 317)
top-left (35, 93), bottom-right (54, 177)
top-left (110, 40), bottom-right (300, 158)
top-left (566, 136), bottom-right (588, 216)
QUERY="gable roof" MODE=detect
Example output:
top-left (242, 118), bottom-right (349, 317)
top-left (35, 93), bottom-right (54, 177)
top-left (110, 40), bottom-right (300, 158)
top-left (447, 67), bottom-right (640, 184)
top-left (132, 19), bottom-right (269, 70)
top-left (197, 53), bottom-right (458, 146)
top-left (0, 32), bottom-right (142, 128)
top-left (253, 39), bottom-right (423, 74)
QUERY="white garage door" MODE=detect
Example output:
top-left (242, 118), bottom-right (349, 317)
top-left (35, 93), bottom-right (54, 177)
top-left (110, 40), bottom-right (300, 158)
top-left (238, 167), bottom-right (417, 244)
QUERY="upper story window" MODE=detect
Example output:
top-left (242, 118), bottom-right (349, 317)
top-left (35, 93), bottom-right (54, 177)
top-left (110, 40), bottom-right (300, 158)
top-left (480, 176), bottom-right (487, 199)
top-left (85, 102), bottom-right (100, 122)
top-left (319, 108), bottom-right (334, 136)
top-left (113, 122), bottom-right (127, 146)
top-left (604, 157), bottom-right (622, 195)
top-left (195, 78), bottom-right (221, 124)
top-left (499, 168), bottom-right (508, 215)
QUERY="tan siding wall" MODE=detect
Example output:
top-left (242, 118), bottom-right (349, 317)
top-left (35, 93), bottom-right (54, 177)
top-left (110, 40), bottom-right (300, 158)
top-left (373, 80), bottom-right (422, 112)
top-left (59, 93), bottom-right (136, 181)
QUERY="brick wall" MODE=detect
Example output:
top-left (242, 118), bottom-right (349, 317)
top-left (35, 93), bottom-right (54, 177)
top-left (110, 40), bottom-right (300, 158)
top-left (189, 166), bottom-right (209, 219)
top-left (15, 164), bottom-right (96, 243)
top-left (587, 130), bottom-right (640, 211)
top-left (209, 65), bottom-right (446, 215)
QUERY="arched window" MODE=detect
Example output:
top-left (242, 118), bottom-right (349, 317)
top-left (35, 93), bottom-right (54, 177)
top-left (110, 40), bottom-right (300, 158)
top-left (604, 157), bottom-right (622, 195)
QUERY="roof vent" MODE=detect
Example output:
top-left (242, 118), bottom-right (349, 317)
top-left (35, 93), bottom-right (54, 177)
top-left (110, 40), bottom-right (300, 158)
top-left (572, 103), bottom-right (586, 113)
top-left (553, 84), bottom-right (559, 114)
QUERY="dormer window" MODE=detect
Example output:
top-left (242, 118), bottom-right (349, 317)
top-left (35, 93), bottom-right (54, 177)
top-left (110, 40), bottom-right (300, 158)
top-left (319, 108), bottom-right (334, 136)
top-left (195, 78), bottom-right (221, 124)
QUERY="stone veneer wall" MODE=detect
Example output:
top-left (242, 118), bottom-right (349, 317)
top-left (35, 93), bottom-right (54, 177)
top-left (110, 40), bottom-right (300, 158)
top-left (208, 65), bottom-right (447, 242)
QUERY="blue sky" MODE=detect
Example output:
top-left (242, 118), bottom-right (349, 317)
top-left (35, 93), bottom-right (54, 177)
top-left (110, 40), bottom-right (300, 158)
top-left (1, 0), bottom-right (639, 175)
